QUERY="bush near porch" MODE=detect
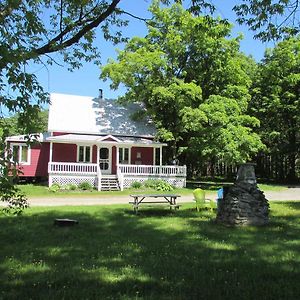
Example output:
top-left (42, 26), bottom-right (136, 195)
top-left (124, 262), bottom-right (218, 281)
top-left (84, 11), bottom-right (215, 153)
top-left (0, 202), bottom-right (299, 299)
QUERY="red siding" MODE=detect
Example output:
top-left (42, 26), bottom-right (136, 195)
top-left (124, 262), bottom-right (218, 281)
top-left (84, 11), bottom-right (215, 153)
top-left (52, 132), bottom-right (68, 136)
top-left (18, 143), bottom-right (50, 177)
top-left (131, 147), bottom-right (153, 165)
top-left (92, 145), bottom-right (97, 163)
top-left (52, 143), bottom-right (77, 162)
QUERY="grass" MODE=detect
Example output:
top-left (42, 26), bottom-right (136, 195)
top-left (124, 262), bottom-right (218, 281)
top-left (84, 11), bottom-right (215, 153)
top-left (17, 183), bottom-right (195, 198)
top-left (0, 202), bottom-right (299, 299)
top-left (17, 182), bottom-right (287, 198)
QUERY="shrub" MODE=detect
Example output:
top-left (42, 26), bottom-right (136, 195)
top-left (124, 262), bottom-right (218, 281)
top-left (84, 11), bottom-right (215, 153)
top-left (143, 179), bottom-right (158, 189)
top-left (131, 181), bottom-right (142, 189)
top-left (78, 182), bottom-right (93, 191)
top-left (155, 180), bottom-right (174, 192)
top-left (64, 184), bottom-right (77, 191)
top-left (49, 183), bottom-right (61, 193)
top-left (143, 179), bottom-right (174, 192)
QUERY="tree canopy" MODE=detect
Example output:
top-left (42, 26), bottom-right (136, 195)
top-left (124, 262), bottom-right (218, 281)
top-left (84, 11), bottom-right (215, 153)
top-left (0, 0), bottom-right (124, 212)
top-left (101, 2), bottom-right (264, 170)
top-left (250, 37), bottom-right (300, 181)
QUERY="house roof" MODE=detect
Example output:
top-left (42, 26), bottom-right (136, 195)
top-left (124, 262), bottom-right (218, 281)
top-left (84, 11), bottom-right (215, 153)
top-left (47, 134), bottom-right (167, 147)
top-left (48, 93), bottom-right (156, 137)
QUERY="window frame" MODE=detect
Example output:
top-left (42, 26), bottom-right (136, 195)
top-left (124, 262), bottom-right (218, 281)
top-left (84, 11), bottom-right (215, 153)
top-left (118, 147), bottom-right (130, 164)
top-left (77, 145), bottom-right (92, 163)
top-left (10, 143), bottom-right (31, 165)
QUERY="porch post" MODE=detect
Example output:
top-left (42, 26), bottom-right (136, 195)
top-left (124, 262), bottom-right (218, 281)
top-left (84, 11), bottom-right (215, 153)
top-left (116, 146), bottom-right (119, 168)
top-left (159, 146), bottom-right (163, 166)
top-left (48, 142), bottom-right (53, 187)
top-left (153, 147), bottom-right (156, 166)
top-left (96, 145), bottom-right (99, 163)
top-left (129, 146), bottom-right (132, 164)
top-left (49, 142), bottom-right (53, 162)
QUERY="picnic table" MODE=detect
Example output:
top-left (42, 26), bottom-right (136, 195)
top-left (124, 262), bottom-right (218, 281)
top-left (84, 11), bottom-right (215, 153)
top-left (129, 194), bottom-right (181, 214)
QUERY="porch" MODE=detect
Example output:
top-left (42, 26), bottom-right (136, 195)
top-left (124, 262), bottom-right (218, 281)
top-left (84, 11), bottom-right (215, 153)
top-left (48, 162), bottom-right (187, 191)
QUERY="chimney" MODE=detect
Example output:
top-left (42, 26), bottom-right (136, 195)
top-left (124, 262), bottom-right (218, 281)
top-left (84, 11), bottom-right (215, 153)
top-left (99, 89), bottom-right (103, 99)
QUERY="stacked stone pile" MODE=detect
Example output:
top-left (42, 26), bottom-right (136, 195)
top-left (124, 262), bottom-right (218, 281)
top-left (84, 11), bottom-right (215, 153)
top-left (216, 164), bottom-right (269, 226)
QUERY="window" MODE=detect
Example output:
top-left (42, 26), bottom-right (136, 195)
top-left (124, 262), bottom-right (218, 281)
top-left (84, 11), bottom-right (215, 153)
top-left (77, 146), bottom-right (92, 163)
top-left (119, 147), bottom-right (129, 164)
top-left (10, 144), bottom-right (30, 164)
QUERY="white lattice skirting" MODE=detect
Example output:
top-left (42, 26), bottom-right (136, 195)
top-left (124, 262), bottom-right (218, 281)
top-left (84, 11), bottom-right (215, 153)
top-left (49, 174), bottom-right (186, 190)
top-left (49, 174), bottom-right (97, 187)
top-left (123, 176), bottom-right (186, 189)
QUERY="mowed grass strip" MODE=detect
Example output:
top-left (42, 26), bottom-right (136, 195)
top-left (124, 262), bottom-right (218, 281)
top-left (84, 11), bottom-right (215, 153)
top-left (1, 202), bottom-right (299, 300)
top-left (18, 182), bottom-right (287, 198)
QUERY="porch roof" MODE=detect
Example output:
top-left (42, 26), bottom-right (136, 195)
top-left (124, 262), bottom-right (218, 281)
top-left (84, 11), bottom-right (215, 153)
top-left (47, 134), bottom-right (167, 147)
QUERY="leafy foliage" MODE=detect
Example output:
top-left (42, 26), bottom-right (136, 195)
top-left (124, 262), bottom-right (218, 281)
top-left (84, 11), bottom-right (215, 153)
top-left (0, 164), bottom-right (28, 215)
top-left (250, 37), bottom-right (300, 181)
top-left (143, 179), bottom-right (174, 191)
top-left (233, 0), bottom-right (300, 41)
top-left (130, 181), bottom-right (143, 189)
top-left (78, 181), bottom-right (93, 191)
top-left (0, 0), bottom-right (124, 211)
top-left (48, 183), bottom-right (61, 193)
top-left (102, 2), bottom-right (264, 168)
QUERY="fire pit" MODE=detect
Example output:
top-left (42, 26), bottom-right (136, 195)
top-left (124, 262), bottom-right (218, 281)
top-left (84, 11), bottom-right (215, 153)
top-left (216, 163), bottom-right (269, 226)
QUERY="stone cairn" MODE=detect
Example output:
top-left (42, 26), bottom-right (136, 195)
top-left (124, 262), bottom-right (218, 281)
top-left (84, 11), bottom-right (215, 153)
top-left (216, 163), bottom-right (269, 226)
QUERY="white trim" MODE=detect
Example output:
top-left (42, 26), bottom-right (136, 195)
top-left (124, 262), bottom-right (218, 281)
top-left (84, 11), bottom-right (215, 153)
top-left (116, 146), bottom-right (120, 167)
top-left (97, 134), bottom-right (121, 142)
top-left (118, 147), bottom-right (130, 164)
top-left (49, 142), bottom-right (53, 162)
top-left (76, 145), bottom-right (92, 163)
top-left (99, 146), bottom-right (112, 174)
top-left (160, 146), bottom-right (163, 166)
top-left (47, 134), bottom-right (167, 147)
top-left (10, 143), bottom-right (31, 165)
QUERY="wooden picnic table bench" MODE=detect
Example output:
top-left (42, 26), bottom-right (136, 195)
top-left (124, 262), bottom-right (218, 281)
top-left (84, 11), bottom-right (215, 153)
top-left (129, 194), bottom-right (181, 214)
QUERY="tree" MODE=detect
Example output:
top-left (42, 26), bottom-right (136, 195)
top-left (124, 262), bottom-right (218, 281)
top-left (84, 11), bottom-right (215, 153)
top-left (0, 0), bottom-right (125, 212)
top-left (185, 0), bottom-right (300, 41)
top-left (0, 0), bottom-right (125, 124)
top-left (250, 37), bottom-right (300, 181)
top-left (233, 0), bottom-right (300, 41)
top-left (101, 2), bottom-right (264, 175)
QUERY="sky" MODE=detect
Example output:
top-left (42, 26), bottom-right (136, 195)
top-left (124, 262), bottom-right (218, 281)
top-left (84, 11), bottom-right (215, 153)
top-left (33, 0), bottom-right (275, 102)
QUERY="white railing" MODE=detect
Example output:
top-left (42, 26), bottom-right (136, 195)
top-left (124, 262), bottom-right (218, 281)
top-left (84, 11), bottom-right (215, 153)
top-left (118, 164), bottom-right (187, 177)
top-left (117, 166), bottom-right (124, 191)
top-left (48, 162), bottom-right (98, 175)
top-left (97, 166), bottom-right (102, 191)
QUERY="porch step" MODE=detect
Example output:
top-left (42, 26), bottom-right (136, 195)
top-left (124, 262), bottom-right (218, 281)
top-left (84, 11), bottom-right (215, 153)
top-left (101, 177), bottom-right (120, 191)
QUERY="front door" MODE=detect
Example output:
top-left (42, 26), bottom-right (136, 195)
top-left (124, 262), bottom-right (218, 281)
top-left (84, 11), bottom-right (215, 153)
top-left (99, 147), bottom-right (111, 174)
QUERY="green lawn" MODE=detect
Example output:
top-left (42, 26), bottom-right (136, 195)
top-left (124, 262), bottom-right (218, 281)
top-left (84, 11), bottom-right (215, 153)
top-left (17, 182), bottom-right (287, 198)
top-left (1, 202), bottom-right (299, 299)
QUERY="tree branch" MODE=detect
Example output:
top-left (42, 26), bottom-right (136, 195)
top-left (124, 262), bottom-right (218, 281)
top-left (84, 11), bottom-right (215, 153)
top-left (120, 10), bottom-right (152, 23)
top-left (34, 0), bottom-right (121, 56)
top-left (0, 0), bottom-right (121, 68)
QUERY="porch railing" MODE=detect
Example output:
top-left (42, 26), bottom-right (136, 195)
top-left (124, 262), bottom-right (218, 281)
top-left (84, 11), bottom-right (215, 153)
top-left (48, 162), bottom-right (98, 175)
top-left (118, 164), bottom-right (187, 177)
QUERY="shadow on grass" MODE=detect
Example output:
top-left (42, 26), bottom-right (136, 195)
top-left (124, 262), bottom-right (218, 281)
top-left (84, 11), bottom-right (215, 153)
top-left (0, 203), bottom-right (299, 299)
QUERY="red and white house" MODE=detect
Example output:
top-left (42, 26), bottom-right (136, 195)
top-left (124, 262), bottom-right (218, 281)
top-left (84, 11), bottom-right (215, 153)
top-left (6, 92), bottom-right (186, 190)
